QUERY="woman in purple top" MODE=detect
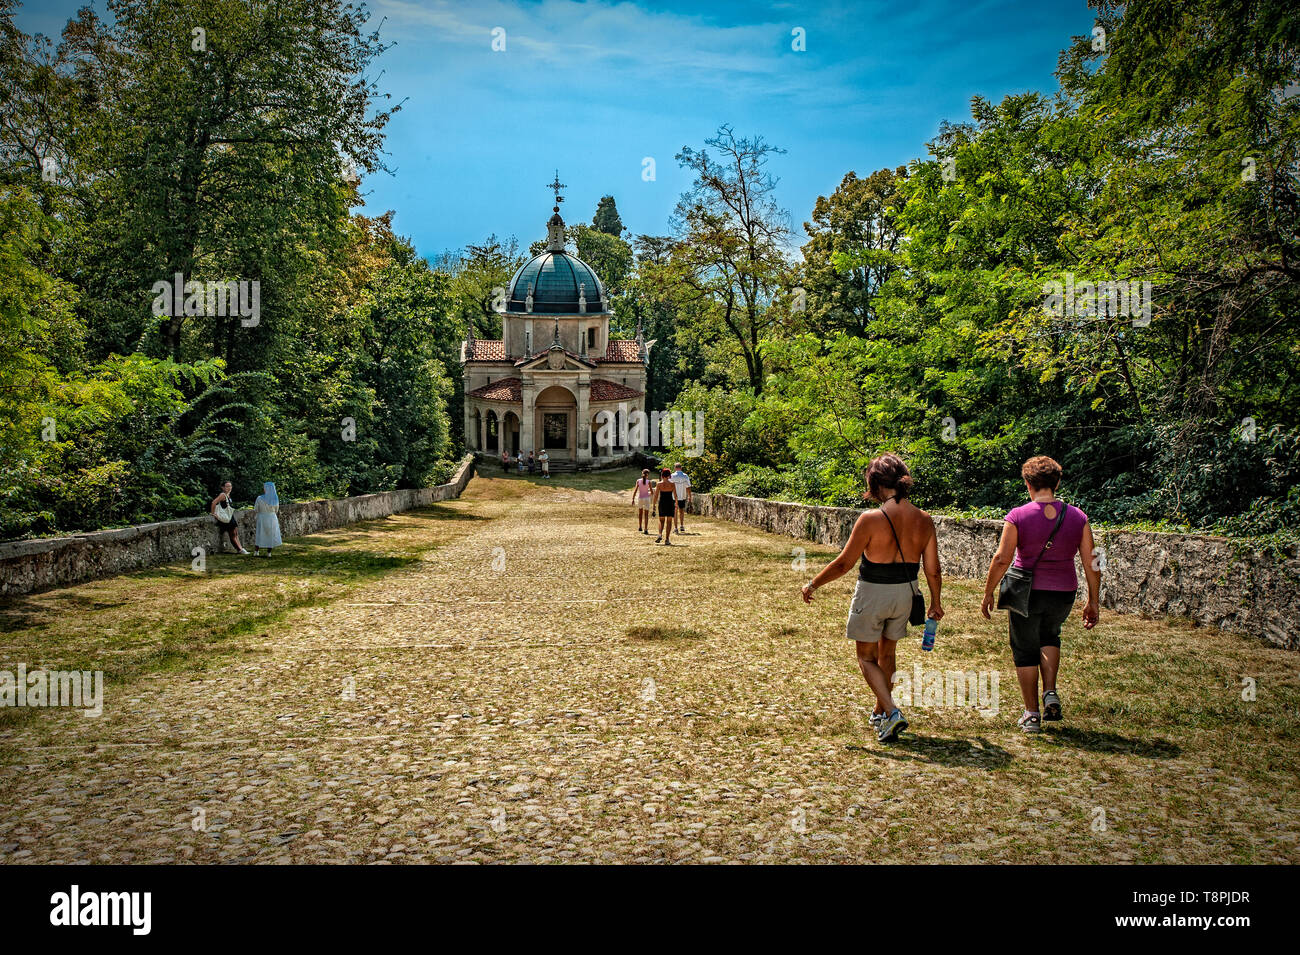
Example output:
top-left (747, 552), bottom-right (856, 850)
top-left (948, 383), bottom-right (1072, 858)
top-left (981, 456), bottom-right (1101, 733)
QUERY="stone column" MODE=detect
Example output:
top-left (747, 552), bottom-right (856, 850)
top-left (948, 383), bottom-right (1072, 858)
top-left (576, 380), bottom-right (591, 464)
top-left (520, 380), bottom-right (536, 455)
top-left (464, 400), bottom-right (476, 451)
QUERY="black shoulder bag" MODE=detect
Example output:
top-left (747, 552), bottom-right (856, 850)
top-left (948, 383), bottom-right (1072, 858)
top-left (997, 503), bottom-right (1069, 617)
top-left (881, 506), bottom-right (926, 626)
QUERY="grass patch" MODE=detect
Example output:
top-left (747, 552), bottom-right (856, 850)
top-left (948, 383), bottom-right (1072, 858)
top-left (0, 505), bottom-right (473, 729)
top-left (473, 466), bottom-right (643, 496)
top-left (625, 625), bottom-right (707, 642)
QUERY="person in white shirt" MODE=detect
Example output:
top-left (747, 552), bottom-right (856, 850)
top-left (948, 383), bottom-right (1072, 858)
top-left (539, 449), bottom-right (550, 478)
top-left (670, 462), bottom-right (692, 534)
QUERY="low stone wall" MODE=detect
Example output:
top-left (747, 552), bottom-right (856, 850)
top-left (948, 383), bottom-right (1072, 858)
top-left (0, 455), bottom-right (476, 598)
top-left (689, 492), bottom-right (1299, 650)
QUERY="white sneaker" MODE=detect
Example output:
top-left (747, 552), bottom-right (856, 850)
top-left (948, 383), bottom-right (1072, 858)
top-left (877, 708), bottom-right (908, 742)
top-left (238, 547), bottom-right (251, 555)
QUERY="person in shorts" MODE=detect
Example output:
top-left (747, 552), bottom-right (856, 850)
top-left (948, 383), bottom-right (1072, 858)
top-left (800, 455), bottom-right (943, 743)
top-left (209, 480), bottom-right (249, 554)
top-left (669, 462), bottom-right (692, 533)
top-left (539, 449), bottom-right (550, 478)
top-left (981, 455), bottom-right (1101, 733)
top-left (632, 468), bottom-right (654, 534)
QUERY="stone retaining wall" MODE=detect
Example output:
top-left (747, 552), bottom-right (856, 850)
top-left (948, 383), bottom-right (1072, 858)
top-left (689, 492), bottom-right (1298, 649)
top-left (0, 455), bottom-right (476, 598)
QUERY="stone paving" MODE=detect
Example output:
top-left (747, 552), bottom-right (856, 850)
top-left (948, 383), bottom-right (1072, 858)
top-left (1, 472), bottom-right (1297, 864)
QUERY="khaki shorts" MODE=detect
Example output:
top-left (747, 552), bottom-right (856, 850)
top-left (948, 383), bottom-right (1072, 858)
top-left (636, 499), bottom-right (651, 511)
top-left (845, 579), bottom-right (913, 643)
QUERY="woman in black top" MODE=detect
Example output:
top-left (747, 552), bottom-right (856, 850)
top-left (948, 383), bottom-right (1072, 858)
top-left (210, 480), bottom-right (249, 555)
top-left (799, 455), bottom-right (943, 742)
top-left (654, 468), bottom-right (676, 545)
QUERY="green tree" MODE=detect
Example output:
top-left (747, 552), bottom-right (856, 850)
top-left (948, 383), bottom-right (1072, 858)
top-left (59, 0), bottom-right (398, 363)
top-left (592, 195), bottom-right (624, 235)
top-left (799, 167), bottom-right (907, 338)
top-left (659, 125), bottom-right (793, 394)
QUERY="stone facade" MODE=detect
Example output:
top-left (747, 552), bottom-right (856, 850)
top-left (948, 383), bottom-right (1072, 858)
top-left (688, 492), bottom-right (1299, 649)
top-left (0, 456), bottom-right (476, 598)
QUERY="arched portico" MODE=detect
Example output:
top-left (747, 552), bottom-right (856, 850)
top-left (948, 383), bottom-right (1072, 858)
top-left (502, 410), bottom-right (520, 456)
top-left (534, 384), bottom-right (577, 461)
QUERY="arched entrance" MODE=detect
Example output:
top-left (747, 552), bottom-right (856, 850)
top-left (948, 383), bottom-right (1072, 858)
top-left (485, 410), bottom-right (499, 453)
top-left (502, 410), bottom-right (520, 456)
top-left (534, 385), bottom-right (576, 461)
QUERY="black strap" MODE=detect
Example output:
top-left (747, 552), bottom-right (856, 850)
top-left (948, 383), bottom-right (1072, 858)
top-left (1025, 503), bottom-right (1069, 570)
top-left (880, 506), bottom-right (909, 564)
top-left (880, 504), bottom-right (920, 595)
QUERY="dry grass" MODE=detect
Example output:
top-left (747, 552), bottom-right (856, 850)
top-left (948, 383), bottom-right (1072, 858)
top-left (0, 469), bottom-right (1296, 863)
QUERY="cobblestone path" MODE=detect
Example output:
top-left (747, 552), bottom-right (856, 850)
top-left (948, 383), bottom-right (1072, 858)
top-left (2, 472), bottom-right (1297, 863)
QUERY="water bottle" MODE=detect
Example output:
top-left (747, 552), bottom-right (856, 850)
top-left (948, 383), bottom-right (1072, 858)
top-left (922, 616), bottom-right (937, 651)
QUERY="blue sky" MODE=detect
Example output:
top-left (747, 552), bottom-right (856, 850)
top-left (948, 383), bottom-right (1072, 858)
top-left (16, 0), bottom-right (1096, 259)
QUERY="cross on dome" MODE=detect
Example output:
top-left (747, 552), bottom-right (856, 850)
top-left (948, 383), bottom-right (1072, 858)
top-left (546, 171), bottom-right (566, 213)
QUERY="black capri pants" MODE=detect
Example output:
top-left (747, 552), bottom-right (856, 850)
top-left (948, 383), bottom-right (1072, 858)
top-left (1008, 589), bottom-right (1077, 667)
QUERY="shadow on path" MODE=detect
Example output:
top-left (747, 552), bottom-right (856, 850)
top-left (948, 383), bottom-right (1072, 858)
top-left (1041, 726), bottom-right (1181, 759)
top-left (849, 734), bottom-right (1014, 769)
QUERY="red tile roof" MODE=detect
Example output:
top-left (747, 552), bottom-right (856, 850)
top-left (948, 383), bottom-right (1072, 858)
top-left (590, 378), bottom-right (644, 401)
top-left (466, 377), bottom-right (521, 402)
top-left (601, 339), bottom-right (642, 362)
top-left (465, 340), bottom-right (506, 360)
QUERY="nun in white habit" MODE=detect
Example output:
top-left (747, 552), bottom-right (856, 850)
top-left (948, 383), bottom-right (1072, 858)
top-left (254, 481), bottom-right (283, 556)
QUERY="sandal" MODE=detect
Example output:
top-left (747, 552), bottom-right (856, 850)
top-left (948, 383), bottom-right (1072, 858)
top-left (1017, 711), bottom-right (1042, 733)
top-left (1042, 690), bottom-right (1062, 721)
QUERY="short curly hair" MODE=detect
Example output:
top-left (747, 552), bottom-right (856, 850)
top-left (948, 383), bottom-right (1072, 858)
top-left (1021, 455), bottom-right (1063, 491)
top-left (865, 453), bottom-right (913, 501)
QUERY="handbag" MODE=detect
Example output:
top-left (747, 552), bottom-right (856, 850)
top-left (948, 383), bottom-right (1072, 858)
top-left (880, 506), bottom-right (926, 626)
top-left (214, 498), bottom-right (235, 523)
top-left (997, 503), bottom-right (1069, 616)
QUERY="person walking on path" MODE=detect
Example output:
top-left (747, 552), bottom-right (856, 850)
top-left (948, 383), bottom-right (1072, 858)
top-left (654, 468), bottom-right (677, 545)
top-left (539, 449), bottom-right (550, 478)
top-left (210, 480), bottom-right (250, 554)
top-left (670, 462), bottom-right (692, 534)
top-left (253, 481), bottom-right (283, 557)
top-left (632, 468), bottom-right (654, 534)
top-left (517, 452), bottom-right (526, 474)
top-left (800, 454), bottom-right (943, 743)
top-left (981, 455), bottom-right (1100, 733)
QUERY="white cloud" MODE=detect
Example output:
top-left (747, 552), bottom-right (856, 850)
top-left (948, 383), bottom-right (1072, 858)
top-left (371, 0), bottom-right (904, 111)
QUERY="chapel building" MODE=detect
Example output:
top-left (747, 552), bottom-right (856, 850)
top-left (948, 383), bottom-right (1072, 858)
top-left (461, 190), bottom-right (649, 469)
